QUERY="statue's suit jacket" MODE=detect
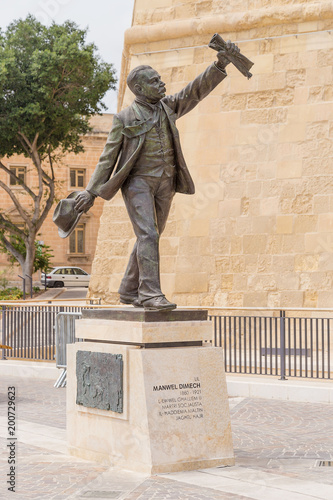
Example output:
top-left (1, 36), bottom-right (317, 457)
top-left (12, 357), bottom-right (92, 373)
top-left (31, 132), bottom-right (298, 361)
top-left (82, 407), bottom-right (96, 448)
top-left (86, 63), bottom-right (227, 201)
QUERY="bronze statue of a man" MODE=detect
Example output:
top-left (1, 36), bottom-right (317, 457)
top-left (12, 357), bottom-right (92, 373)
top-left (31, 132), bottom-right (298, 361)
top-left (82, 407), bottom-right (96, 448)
top-left (74, 42), bottom-right (239, 311)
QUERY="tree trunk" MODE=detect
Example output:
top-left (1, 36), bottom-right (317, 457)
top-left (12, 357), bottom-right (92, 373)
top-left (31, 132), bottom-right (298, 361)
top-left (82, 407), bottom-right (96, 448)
top-left (21, 236), bottom-right (36, 297)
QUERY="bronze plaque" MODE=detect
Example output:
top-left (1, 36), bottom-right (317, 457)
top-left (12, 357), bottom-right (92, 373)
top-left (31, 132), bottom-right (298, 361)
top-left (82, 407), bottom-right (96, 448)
top-left (76, 351), bottom-right (123, 413)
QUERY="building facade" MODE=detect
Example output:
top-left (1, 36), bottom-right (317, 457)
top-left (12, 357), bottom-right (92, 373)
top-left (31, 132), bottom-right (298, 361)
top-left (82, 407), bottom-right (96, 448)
top-left (0, 114), bottom-right (113, 279)
top-left (88, 0), bottom-right (333, 308)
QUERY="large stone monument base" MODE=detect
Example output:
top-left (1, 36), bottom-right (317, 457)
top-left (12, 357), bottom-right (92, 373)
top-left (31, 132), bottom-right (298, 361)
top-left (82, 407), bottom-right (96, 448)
top-left (67, 309), bottom-right (234, 474)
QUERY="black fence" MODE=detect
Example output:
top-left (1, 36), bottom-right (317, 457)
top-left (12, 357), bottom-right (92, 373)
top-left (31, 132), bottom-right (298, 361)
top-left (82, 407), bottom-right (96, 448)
top-left (1, 305), bottom-right (82, 361)
top-left (1, 305), bottom-right (332, 379)
top-left (210, 312), bottom-right (331, 379)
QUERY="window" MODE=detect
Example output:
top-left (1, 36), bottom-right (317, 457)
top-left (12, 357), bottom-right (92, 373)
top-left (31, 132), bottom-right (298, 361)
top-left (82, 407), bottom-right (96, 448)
top-left (70, 168), bottom-right (85, 188)
top-left (73, 268), bottom-right (88, 275)
top-left (9, 166), bottom-right (26, 186)
top-left (64, 268), bottom-right (75, 275)
top-left (54, 268), bottom-right (76, 275)
top-left (69, 224), bottom-right (85, 254)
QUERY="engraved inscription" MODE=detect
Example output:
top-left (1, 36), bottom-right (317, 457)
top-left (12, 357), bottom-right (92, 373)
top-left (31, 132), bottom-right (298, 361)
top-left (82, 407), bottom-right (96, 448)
top-left (76, 351), bottom-right (123, 413)
top-left (153, 377), bottom-right (203, 421)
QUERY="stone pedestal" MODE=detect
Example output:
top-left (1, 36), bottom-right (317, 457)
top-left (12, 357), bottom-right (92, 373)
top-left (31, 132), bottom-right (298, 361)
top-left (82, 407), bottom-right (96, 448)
top-left (67, 309), bottom-right (234, 474)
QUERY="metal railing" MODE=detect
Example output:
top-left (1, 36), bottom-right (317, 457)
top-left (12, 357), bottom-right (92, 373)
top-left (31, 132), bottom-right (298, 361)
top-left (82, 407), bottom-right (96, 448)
top-left (1, 304), bottom-right (332, 379)
top-left (210, 310), bottom-right (332, 379)
top-left (54, 312), bottom-right (82, 387)
top-left (0, 303), bottom-right (120, 361)
top-left (1, 304), bottom-right (82, 361)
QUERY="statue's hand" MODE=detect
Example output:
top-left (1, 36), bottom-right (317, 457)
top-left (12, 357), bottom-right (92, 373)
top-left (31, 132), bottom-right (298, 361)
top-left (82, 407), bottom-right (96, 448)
top-left (74, 190), bottom-right (95, 213)
top-left (217, 40), bottom-right (240, 69)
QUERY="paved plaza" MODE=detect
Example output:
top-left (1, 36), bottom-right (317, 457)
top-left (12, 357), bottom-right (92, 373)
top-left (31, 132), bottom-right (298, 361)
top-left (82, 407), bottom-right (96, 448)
top-left (0, 374), bottom-right (332, 500)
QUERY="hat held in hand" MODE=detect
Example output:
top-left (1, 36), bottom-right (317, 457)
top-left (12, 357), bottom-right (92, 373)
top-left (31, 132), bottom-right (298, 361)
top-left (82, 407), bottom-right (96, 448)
top-left (53, 192), bottom-right (84, 239)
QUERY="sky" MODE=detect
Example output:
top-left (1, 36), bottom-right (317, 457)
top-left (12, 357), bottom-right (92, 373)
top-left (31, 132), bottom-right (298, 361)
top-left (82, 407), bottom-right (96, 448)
top-left (0, 0), bottom-right (135, 113)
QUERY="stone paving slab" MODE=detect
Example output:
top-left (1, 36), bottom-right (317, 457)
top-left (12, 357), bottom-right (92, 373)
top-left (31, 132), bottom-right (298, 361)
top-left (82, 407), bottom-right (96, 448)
top-left (0, 416), bottom-right (67, 454)
top-left (0, 373), bottom-right (67, 429)
top-left (0, 376), bottom-right (332, 499)
top-left (123, 476), bottom-right (249, 500)
top-left (164, 468), bottom-right (333, 500)
top-left (230, 397), bottom-right (333, 485)
top-left (0, 437), bottom-right (109, 500)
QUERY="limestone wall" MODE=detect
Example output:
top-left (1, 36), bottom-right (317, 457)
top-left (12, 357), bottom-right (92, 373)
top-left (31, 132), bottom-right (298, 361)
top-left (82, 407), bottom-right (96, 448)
top-left (89, 0), bottom-right (333, 308)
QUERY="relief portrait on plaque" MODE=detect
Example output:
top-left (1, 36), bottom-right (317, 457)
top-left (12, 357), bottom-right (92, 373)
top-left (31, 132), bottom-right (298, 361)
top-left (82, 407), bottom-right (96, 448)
top-left (53, 35), bottom-right (253, 311)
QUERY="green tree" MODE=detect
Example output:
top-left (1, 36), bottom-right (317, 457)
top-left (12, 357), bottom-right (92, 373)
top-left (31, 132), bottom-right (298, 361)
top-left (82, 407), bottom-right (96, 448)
top-left (0, 233), bottom-right (54, 273)
top-left (0, 15), bottom-right (116, 278)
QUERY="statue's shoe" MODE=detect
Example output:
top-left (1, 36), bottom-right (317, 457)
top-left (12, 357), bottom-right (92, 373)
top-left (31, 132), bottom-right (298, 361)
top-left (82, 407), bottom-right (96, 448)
top-left (119, 295), bottom-right (142, 308)
top-left (142, 296), bottom-right (177, 311)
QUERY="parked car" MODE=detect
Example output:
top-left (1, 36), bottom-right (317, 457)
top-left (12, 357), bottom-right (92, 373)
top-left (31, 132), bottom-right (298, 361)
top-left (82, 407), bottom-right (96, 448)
top-left (41, 266), bottom-right (90, 288)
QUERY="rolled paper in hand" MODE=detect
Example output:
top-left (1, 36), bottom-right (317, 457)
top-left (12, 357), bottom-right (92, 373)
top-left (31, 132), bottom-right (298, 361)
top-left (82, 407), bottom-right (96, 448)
top-left (209, 33), bottom-right (254, 79)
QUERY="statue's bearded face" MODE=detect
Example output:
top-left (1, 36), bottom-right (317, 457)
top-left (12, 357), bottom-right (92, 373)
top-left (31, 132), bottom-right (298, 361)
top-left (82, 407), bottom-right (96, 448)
top-left (134, 69), bottom-right (166, 103)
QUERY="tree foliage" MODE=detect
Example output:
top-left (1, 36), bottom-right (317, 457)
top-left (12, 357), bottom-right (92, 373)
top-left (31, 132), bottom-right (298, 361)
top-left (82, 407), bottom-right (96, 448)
top-left (0, 234), bottom-right (54, 273)
top-left (0, 15), bottom-right (117, 276)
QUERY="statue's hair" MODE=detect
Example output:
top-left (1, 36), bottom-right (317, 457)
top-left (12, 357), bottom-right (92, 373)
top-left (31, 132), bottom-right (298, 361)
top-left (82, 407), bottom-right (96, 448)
top-left (127, 65), bottom-right (154, 94)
